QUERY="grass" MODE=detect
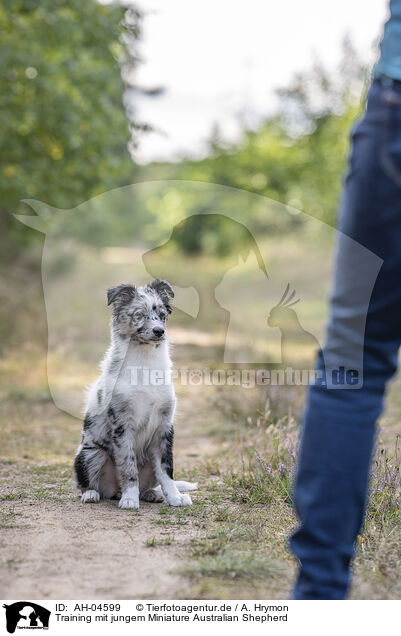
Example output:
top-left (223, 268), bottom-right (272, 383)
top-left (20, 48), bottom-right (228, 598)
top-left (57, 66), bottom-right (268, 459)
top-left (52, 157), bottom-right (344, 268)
top-left (6, 558), bottom-right (25, 569)
top-left (367, 438), bottom-right (401, 533)
top-left (152, 393), bottom-right (301, 597)
top-left (181, 551), bottom-right (285, 581)
top-left (226, 419), bottom-right (298, 507)
top-left (176, 389), bottom-right (401, 599)
top-left (0, 509), bottom-right (22, 529)
top-left (0, 459), bottom-right (76, 504)
top-left (153, 518), bottom-right (190, 527)
top-left (145, 536), bottom-right (175, 547)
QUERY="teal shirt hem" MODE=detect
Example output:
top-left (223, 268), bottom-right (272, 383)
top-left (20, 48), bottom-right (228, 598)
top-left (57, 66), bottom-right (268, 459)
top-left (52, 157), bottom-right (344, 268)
top-left (375, 1), bottom-right (401, 81)
top-left (374, 62), bottom-right (401, 82)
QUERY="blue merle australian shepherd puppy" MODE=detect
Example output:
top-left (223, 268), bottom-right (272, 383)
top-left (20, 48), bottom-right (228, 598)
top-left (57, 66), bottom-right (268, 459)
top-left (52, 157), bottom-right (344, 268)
top-left (74, 279), bottom-right (197, 510)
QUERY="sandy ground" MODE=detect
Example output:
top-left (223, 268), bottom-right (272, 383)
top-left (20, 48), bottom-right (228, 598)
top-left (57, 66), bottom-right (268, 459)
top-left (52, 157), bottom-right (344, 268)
top-left (1, 499), bottom-right (192, 599)
top-left (0, 380), bottom-right (217, 600)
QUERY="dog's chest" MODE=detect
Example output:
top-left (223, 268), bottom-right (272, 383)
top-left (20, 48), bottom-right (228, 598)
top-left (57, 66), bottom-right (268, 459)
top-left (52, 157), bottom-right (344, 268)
top-left (113, 341), bottom-right (175, 447)
top-left (119, 386), bottom-right (174, 459)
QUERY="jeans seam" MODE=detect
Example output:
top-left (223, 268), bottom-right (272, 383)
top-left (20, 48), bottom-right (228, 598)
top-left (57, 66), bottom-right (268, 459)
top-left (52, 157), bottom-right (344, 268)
top-left (379, 91), bottom-right (401, 188)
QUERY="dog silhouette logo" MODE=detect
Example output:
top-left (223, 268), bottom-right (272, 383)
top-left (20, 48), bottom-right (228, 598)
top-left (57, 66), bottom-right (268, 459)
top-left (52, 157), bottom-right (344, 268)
top-left (143, 213), bottom-right (268, 328)
top-left (3, 602), bottom-right (50, 633)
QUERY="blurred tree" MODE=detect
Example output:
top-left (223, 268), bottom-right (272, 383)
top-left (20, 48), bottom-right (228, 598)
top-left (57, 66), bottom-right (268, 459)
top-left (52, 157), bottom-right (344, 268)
top-left (139, 37), bottom-right (368, 238)
top-left (0, 0), bottom-right (142, 254)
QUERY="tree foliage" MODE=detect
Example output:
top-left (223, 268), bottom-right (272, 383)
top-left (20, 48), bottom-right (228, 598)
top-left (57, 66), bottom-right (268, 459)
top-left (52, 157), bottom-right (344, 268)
top-left (0, 0), bottom-right (141, 250)
top-left (140, 38), bottom-right (368, 233)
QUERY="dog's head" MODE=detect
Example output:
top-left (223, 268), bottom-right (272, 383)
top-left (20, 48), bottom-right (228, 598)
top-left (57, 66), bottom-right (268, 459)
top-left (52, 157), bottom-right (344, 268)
top-left (107, 279), bottom-right (174, 343)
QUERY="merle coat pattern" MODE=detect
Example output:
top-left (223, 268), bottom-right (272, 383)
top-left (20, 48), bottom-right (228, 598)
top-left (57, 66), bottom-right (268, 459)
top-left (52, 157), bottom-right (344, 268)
top-left (74, 279), bottom-right (196, 509)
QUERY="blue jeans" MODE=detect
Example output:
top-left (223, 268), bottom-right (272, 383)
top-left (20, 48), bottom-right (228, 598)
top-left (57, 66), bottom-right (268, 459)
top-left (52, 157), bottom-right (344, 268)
top-left (290, 79), bottom-right (401, 599)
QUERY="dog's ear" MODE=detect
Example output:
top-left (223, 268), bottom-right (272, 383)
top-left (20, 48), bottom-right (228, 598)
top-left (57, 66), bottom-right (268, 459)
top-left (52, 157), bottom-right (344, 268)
top-left (148, 279), bottom-right (174, 314)
top-left (107, 284), bottom-right (137, 307)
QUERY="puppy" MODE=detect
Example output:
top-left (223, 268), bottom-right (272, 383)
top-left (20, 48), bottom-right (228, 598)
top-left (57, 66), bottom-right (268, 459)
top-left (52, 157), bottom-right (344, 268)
top-left (74, 279), bottom-right (197, 509)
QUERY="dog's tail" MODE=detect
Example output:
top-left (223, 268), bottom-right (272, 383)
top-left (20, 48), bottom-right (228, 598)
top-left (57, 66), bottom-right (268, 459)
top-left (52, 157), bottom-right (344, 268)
top-left (175, 480), bottom-right (198, 492)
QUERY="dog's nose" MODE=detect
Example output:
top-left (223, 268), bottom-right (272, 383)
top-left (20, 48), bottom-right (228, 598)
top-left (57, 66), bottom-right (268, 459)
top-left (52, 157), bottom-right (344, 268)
top-left (153, 327), bottom-right (165, 337)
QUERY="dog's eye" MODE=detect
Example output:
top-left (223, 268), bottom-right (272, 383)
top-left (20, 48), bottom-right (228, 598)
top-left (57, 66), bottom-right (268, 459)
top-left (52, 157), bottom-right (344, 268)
top-left (131, 311), bottom-right (144, 320)
top-left (159, 311), bottom-right (167, 320)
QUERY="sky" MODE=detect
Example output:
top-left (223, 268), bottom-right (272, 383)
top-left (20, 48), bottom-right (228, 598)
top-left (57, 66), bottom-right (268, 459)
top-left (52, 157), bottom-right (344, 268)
top-left (130, 0), bottom-right (389, 163)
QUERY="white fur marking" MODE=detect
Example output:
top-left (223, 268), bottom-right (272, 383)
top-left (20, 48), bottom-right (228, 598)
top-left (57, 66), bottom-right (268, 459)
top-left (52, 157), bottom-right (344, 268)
top-left (119, 485), bottom-right (140, 510)
top-left (175, 481), bottom-right (198, 492)
top-left (168, 492), bottom-right (192, 507)
top-left (81, 489), bottom-right (100, 504)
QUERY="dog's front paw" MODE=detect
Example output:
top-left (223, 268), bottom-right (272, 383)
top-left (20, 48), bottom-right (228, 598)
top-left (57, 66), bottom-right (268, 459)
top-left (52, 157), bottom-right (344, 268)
top-left (118, 497), bottom-right (139, 510)
top-left (118, 487), bottom-right (139, 510)
top-left (167, 493), bottom-right (192, 507)
top-left (81, 489), bottom-right (100, 504)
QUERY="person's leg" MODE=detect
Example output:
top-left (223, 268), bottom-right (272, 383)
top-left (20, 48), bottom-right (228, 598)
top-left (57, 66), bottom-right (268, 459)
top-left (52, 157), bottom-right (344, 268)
top-left (290, 79), bottom-right (401, 599)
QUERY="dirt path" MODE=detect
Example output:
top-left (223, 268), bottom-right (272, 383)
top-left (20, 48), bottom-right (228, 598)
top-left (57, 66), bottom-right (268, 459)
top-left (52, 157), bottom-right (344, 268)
top-left (0, 382), bottom-right (218, 600)
top-left (2, 499), bottom-right (192, 599)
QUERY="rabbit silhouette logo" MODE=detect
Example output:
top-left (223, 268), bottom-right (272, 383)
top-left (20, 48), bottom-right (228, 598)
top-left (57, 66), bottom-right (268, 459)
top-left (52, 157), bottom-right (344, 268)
top-left (3, 602), bottom-right (50, 633)
top-left (268, 283), bottom-right (322, 369)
